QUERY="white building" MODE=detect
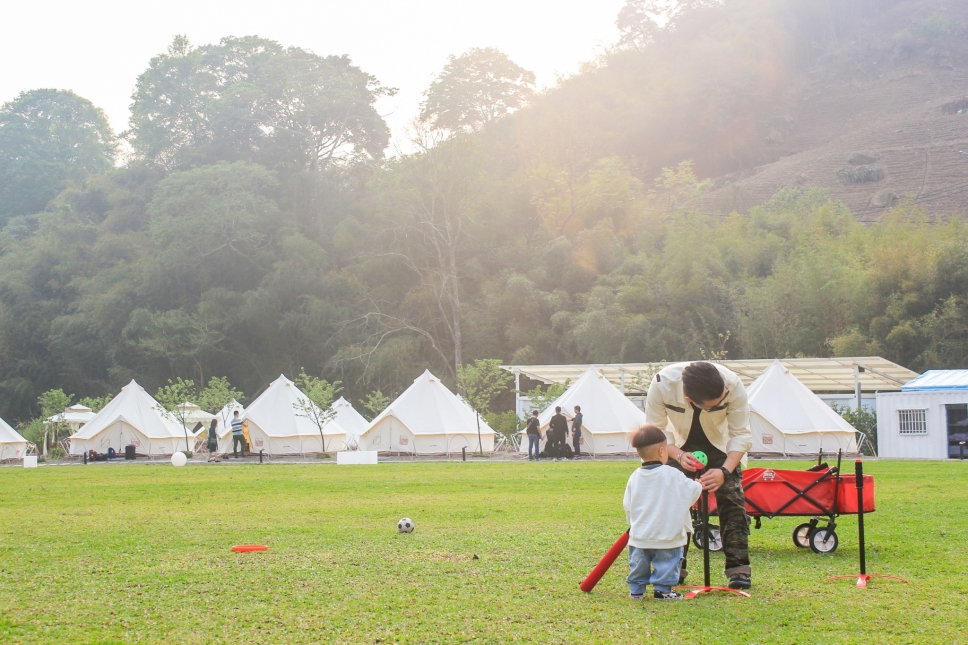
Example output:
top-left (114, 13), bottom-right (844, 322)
top-left (877, 370), bottom-right (968, 459)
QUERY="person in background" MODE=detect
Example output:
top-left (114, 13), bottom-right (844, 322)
top-left (231, 410), bottom-right (245, 458)
top-left (526, 410), bottom-right (541, 461)
top-left (548, 406), bottom-right (569, 460)
top-left (207, 418), bottom-right (220, 462)
top-left (572, 405), bottom-right (583, 458)
top-left (242, 417), bottom-right (251, 453)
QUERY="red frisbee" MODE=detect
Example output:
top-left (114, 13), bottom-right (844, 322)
top-left (231, 544), bottom-right (268, 553)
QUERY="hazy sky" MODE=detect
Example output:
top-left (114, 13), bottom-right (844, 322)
top-left (2, 0), bottom-right (626, 146)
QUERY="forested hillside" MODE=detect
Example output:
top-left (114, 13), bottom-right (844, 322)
top-left (1, 0), bottom-right (967, 425)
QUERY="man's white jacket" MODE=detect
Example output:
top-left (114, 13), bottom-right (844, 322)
top-left (644, 362), bottom-right (753, 458)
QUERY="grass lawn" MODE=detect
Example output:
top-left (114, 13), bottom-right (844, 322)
top-left (1, 459), bottom-right (965, 644)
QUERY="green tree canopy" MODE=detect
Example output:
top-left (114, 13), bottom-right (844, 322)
top-left (0, 89), bottom-right (116, 222)
top-left (420, 48), bottom-right (535, 133)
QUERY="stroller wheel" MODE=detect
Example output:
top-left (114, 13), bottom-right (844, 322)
top-left (809, 528), bottom-right (838, 554)
top-left (792, 523), bottom-right (813, 548)
top-left (692, 525), bottom-right (723, 551)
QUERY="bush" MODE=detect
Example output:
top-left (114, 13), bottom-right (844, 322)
top-left (918, 13), bottom-right (955, 41)
top-left (315, 452), bottom-right (331, 459)
top-left (836, 166), bottom-right (884, 184)
top-left (48, 447), bottom-right (66, 459)
top-left (484, 411), bottom-right (520, 440)
top-left (831, 403), bottom-right (877, 456)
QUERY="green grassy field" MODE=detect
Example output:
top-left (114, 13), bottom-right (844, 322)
top-left (1, 459), bottom-right (965, 644)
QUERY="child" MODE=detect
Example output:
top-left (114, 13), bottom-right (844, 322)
top-left (624, 424), bottom-right (702, 600)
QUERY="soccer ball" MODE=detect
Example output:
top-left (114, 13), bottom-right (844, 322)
top-left (397, 518), bottom-right (415, 533)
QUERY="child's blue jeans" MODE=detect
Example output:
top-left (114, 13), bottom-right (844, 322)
top-left (627, 546), bottom-right (683, 595)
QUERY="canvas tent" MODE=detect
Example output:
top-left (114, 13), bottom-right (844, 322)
top-left (331, 397), bottom-right (368, 450)
top-left (214, 399), bottom-right (245, 453)
top-left (176, 402), bottom-right (216, 439)
top-left (68, 380), bottom-right (193, 456)
top-left (0, 417), bottom-right (30, 461)
top-left (232, 375), bottom-right (350, 455)
top-left (46, 404), bottom-right (96, 433)
top-left (359, 370), bottom-right (496, 455)
top-left (521, 366), bottom-right (647, 456)
top-left (747, 360), bottom-right (859, 456)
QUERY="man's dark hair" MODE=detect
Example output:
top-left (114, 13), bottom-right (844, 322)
top-left (631, 425), bottom-right (667, 449)
top-left (574, 405), bottom-right (581, 412)
top-left (682, 361), bottom-right (726, 404)
top-left (531, 410), bottom-right (538, 416)
top-left (555, 406), bottom-right (561, 413)
top-left (234, 410), bottom-right (240, 416)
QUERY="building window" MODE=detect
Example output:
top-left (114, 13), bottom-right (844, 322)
top-left (898, 409), bottom-right (927, 435)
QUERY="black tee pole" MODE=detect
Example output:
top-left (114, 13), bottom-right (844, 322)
top-left (855, 460), bottom-right (866, 576)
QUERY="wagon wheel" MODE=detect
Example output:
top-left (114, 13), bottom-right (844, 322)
top-left (792, 523), bottom-right (813, 548)
top-left (809, 528), bottom-right (838, 554)
top-left (692, 525), bottom-right (723, 552)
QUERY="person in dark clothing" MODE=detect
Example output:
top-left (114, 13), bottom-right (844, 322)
top-left (206, 418), bottom-right (220, 462)
top-left (548, 406), bottom-right (569, 460)
top-left (525, 411), bottom-right (541, 461)
top-left (572, 405), bottom-right (583, 458)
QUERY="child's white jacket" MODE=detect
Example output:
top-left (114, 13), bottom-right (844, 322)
top-left (624, 464), bottom-right (703, 549)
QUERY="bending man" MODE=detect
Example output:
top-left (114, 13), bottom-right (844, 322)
top-left (644, 361), bottom-right (753, 590)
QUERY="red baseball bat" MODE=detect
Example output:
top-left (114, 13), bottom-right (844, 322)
top-left (580, 529), bottom-right (630, 592)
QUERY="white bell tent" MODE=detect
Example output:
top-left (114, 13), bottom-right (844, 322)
top-left (747, 360), bottom-right (859, 455)
top-left (236, 375), bottom-right (349, 455)
top-left (176, 402), bottom-right (216, 438)
top-left (360, 370), bottom-right (496, 455)
top-left (331, 397), bottom-right (368, 450)
top-left (214, 399), bottom-right (245, 453)
top-left (522, 366), bottom-right (647, 456)
top-left (0, 417), bottom-right (30, 461)
top-left (68, 380), bottom-right (193, 456)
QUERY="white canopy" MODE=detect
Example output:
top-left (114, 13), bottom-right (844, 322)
top-left (68, 380), bottom-right (193, 456)
top-left (331, 397), bottom-right (368, 450)
top-left (46, 404), bottom-right (96, 432)
top-left (523, 366), bottom-right (647, 456)
top-left (747, 360), bottom-right (859, 455)
top-left (0, 416), bottom-right (29, 460)
top-left (360, 369), bottom-right (496, 455)
top-left (234, 375), bottom-right (350, 455)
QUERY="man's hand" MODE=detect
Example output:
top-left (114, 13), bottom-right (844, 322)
top-left (698, 468), bottom-right (725, 492)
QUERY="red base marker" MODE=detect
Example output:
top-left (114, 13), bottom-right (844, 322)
top-left (677, 585), bottom-right (751, 599)
top-left (231, 544), bottom-right (269, 553)
top-left (580, 530), bottom-right (629, 592)
top-left (825, 573), bottom-right (908, 588)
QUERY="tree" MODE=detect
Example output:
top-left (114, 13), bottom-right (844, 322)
top-left (518, 381), bottom-right (568, 418)
top-left (0, 89), bottom-right (116, 223)
top-left (198, 376), bottom-right (245, 436)
top-left (127, 35), bottom-right (393, 172)
top-left (356, 130), bottom-right (490, 383)
top-left (77, 395), bottom-right (113, 413)
top-left (155, 378), bottom-right (199, 453)
top-left (38, 389), bottom-right (72, 455)
top-left (457, 359), bottom-right (512, 454)
top-left (294, 369), bottom-right (342, 453)
top-left (362, 390), bottom-right (390, 421)
top-left (420, 48), bottom-right (535, 133)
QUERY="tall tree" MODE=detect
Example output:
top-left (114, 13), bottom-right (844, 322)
top-left (127, 35), bottom-right (393, 173)
top-left (420, 48), bottom-right (535, 133)
top-left (0, 89), bottom-right (116, 223)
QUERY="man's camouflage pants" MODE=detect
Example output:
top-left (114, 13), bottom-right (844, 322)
top-left (670, 461), bottom-right (751, 578)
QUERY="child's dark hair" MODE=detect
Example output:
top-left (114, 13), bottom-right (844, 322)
top-left (630, 424), bottom-right (667, 449)
top-left (682, 361), bottom-right (725, 404)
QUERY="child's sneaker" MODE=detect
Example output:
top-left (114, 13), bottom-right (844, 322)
top-left (629, 593), bottom-right (644, 600)
top-left (653, 590), bottom-right (683, 601)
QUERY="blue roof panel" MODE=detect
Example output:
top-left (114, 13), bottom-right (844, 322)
top-left (901, 370), bottom-right (968, 391)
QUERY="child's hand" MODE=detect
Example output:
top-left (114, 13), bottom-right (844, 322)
top-left (678, 452), bottom-right (700, 472)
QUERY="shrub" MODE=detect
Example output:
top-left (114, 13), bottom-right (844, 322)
top-left (831, 403), bottom-right (877, 456)
top-left (918, 13), bottom-right (955, 41)
top-left (836, 165), bottom-right (884, 184)
top-left (48, 447), bottom-right (66, 459)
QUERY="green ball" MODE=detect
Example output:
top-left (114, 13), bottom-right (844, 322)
top-left (692, 451), bottom-right (708, 467)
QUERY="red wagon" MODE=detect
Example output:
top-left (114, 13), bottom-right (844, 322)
top-left (694, 452), bottom-right (875, 554)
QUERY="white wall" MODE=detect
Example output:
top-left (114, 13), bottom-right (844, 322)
top-left (876, 391), bottom-right (968, 459)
